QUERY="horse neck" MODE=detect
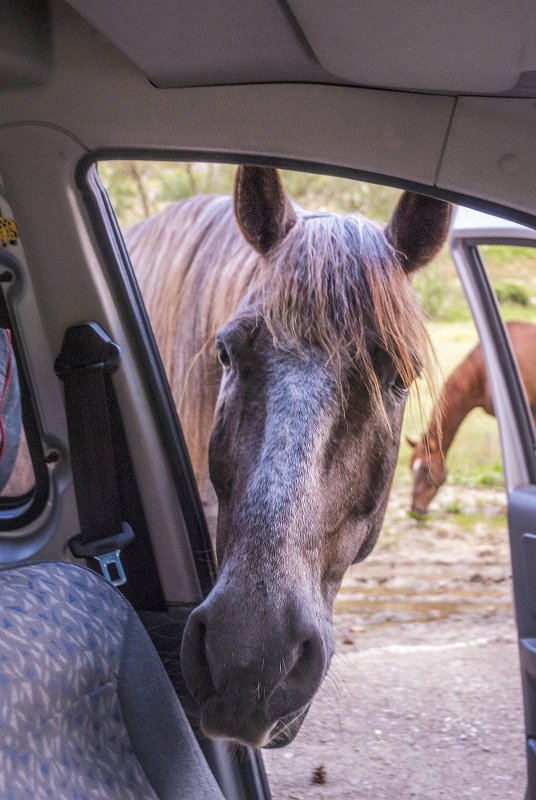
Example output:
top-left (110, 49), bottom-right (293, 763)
top-left (127, 195), bottom-right (259, 488)
top-left (428, 345), bottom-right (486, 454)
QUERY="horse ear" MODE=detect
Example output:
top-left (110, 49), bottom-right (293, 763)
top-left (405, 435), bottom-right (417, 449)
top-left (385, 192), bottom-right (452, 274)
top-left (234, 166), bottom-right (297, 255)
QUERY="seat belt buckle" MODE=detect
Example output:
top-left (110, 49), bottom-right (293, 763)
top-left (68, 522), bottom-right (134, 587)
top-left (93, 550), bottom-right (127, 586)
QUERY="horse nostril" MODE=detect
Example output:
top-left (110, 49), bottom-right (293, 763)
top-left (181, 613), bottom-right (216, 704)
top-left (296, 640), bottom-right (312, 670)
top-left (284, 633), bottom-right (326, 693)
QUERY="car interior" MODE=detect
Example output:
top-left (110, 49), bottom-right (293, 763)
top-left (0, 1), bottom-right (536, 798)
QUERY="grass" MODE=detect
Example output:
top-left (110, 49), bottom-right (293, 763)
top-left (404, 236), bottom-right (536, 492)
top-left (442, 510), bottom-right (506, 530)
top-left (395, 274), bottom-right (536, 496)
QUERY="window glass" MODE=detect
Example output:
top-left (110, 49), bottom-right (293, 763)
top-left (0, 196), bottom-right (42, 523)
top-left (481, 244), bottom-right (536, 319)
top-left (0, 423), bottom-right (34, 498)
top-left (0, 331), bottom-right (37, 512)
top-left (98, 162), bottom-right (525, 796)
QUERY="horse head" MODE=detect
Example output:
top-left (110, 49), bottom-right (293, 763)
top-left (181, 167), bottom-right (451, 748)
top-left (408, 435), bottom-right (447, 515)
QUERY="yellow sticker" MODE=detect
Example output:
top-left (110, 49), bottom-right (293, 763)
top-left (0, 209), bottom-right (18, 248)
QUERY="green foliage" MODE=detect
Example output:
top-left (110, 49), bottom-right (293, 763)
top-left (98, 161), bottom-right (236, 228)
top-left (494, 280), bottom-right (529, 306)
top-left (98, 160), bottom-right (403, 230)
top-left (443, 510), bottom-right (505, 530)
top-left (481, 243), bottom-right (536, 268)
top-left (412, 260), bottom-right (469, 321)
top-left (481, 244), bottom-right (536, 304)
top-left (279, 169), bottom-right (401, 222)
top-left (159, 162), bottom-right (234, 202)
top-left (473, 462), bottom-right (504, 488)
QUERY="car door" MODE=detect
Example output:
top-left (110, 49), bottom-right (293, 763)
top-left (450, 207), bottom-right (536, 799)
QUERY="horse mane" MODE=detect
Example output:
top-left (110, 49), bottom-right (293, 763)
top-left (259, 211), bottom-right (432, 411)
top-left (126, 195), bottom-right (259, 488)
top-left (128, 197), bottom-right (432, 488)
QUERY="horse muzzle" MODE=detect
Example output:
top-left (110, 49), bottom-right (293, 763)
top-left (180, 591), bottom-right (328, 748)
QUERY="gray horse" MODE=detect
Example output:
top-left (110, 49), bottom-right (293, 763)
top-left (126, 167), bottom-right (451, 748)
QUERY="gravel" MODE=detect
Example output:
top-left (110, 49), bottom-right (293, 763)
top-left (263, 486), bottom-right (527, 799)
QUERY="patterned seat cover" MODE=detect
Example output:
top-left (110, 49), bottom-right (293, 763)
top-left (0, 562), bottom-right (224, 800)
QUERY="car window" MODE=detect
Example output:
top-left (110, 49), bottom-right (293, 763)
top-left (98, 160), bottom-right (401, 511)
top-left (480, 244), bottom-right (536, 319)
top-left (96, 162), bottom-right (526, 797)
top-left (0, 196), bottom-right (47, 528)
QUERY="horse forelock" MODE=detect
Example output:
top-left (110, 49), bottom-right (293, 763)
top-left (129, 195), bottom-right (433, 486)
top-left (257, 212), bottom-right (431, 410)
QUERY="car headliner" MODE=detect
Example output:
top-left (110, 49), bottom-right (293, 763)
top-left (66, 0), bottom-right (536, 96)
top-left (0, 0), bottom-right (534, 220)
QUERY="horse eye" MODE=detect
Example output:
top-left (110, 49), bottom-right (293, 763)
top-left (392, 373), bottom-right (409, 397)
top-left (217, 343), bottom-right (231, 368)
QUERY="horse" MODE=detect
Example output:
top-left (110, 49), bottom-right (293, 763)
top-left (126, 166), bottom-right (451, 749)
top-left (408, 320), bottom-right (536, 516)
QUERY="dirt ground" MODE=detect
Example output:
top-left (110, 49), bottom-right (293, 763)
top-left (262, 484), bottom-right (526, 800)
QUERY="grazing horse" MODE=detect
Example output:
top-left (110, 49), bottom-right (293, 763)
top-left (126, 167), bottom-right (451, 748)
top-left (408, 320), bottom-right (536, 515)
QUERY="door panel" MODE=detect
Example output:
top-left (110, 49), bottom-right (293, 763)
top-left (450, 209), bottom-right (536, 798)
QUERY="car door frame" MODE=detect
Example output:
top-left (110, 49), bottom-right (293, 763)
top-left (450, 209), bottom-right (536, 799)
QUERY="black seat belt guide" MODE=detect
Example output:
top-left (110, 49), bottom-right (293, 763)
top-left (54, 322), bottom-right (134, 586)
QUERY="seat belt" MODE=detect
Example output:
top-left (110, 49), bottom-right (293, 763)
top-left (54, 322), bottom-right (134, 586)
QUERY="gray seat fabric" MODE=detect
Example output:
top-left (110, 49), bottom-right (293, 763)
top-left (0, 561), bottom-right (224, 800)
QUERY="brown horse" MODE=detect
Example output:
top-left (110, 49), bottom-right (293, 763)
top-left (126, 167), bottom-right (451, 749)
top-left (409, 320), bottom-right (536, 515)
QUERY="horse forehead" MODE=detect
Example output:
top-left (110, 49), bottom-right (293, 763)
top-left (265, 349), bottom-right (339, 419)
top-left (411, 441), bottom-right (428, 462)
top-left (236, 357), bottom-right (338, 528)
top-left (265, 355), bottom-right (342, 450)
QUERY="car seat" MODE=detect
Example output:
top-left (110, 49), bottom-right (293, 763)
top-left (0, 560), bottom-right (225, 799)
top-left (0, 324), bottom-right (225, 798)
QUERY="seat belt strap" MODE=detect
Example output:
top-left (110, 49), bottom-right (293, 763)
top-left (54, 322), bottom-right (134, 586)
